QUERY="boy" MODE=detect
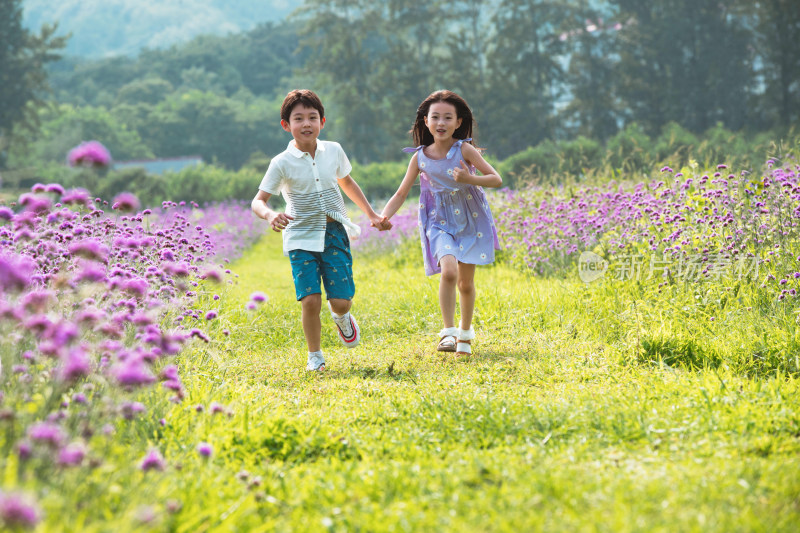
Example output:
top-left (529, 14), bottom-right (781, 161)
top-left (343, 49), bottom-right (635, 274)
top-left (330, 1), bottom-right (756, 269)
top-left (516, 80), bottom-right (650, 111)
top-left (251, 89), bottom-right (390, 371)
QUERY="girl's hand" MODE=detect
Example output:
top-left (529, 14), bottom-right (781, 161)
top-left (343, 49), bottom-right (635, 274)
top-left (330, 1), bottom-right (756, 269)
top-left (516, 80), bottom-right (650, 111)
top-left (370, 214), bottom-right (392, 231)
top-left (267, 212), bottom-right (294, 232)
top-left (452, 160), bottom-right (472, 183)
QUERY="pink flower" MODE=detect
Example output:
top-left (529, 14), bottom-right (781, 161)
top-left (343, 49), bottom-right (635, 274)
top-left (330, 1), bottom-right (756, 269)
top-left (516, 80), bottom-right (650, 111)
top-left (57, 442), bottom-right (86, 466)
top-left (250, 292), bottom-right (268, 303)
top-left (0, 492), bottom-right (41, 529)
top-left (60, 347), bottom-right (91, 383)
top-left (112, 192), bottom-right (140, 213)
top-left (27, 422), bottom-right (65, 448)
top-left (69, 239), bottom-right (110, 262)
top-left (0, 253), bottom-right (35, 292)
top-left (197, 442), bottom-right (213, 458)
top-left (67, 141), bottom-right (111, 168)
top-left (139, 449), bottom-right (166, 472)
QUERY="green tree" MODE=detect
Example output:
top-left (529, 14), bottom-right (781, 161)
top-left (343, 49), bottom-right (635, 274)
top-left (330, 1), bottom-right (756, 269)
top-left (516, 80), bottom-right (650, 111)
top-left (8, 104), bottom-right (154, 168)
top-left (737, 0), bottom-right (800, 129)
top-left (0, 0), bottom-right (67, 168)
top-left (142, 90), bottom-right (283, 169)
top-left (484, 0), bottom-right (570, 157)
top-left (610, 0), bottom-right (753, 135)
top-left (560, 0), bottom-right (620, 142)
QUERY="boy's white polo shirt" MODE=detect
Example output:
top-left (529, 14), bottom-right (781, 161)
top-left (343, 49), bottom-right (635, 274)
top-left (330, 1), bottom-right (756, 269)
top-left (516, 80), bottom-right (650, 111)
top-left (259, 140), bottom-right (360, 256)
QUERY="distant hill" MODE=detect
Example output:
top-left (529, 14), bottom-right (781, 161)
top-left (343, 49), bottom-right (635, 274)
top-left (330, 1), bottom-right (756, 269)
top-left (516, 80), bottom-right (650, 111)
top-left (22, 0), bottom-right (298, 58)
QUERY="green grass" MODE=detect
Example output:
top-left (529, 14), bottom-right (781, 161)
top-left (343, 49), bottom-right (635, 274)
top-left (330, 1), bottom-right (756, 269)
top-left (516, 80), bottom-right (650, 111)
top-left (11, 235), bottom-right (800, 532)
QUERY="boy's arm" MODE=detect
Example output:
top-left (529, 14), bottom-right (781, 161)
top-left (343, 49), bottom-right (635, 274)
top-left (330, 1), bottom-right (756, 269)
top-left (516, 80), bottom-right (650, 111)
top-left (382, 154), bottom-right (419, 220)
top-left (338, 176), bottom-right (392, 230)
top-left (452, 143), bottom-right (503, 188)
top-left (251, 190), bottom-right (294, 232)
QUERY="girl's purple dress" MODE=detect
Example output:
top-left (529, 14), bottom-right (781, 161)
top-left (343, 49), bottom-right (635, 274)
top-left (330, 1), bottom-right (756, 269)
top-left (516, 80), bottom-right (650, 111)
top-left (404, 138), bottom-right (500, 276)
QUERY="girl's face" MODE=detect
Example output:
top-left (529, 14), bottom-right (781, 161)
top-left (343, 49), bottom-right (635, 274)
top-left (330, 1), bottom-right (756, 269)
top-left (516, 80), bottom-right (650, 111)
top-left (424, 102), bottom-right (462, 142)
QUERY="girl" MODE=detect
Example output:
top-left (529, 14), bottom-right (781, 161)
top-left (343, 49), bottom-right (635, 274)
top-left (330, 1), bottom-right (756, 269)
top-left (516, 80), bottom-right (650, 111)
top-left (382, 90), bottom-right (502, 356)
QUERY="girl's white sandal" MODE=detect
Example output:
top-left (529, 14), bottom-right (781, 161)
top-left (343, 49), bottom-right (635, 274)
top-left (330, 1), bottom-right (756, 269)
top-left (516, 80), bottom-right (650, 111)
top-left (456, 327), bottom-right (475, 356)
top-left (437, 327), bottom-right (459, 352)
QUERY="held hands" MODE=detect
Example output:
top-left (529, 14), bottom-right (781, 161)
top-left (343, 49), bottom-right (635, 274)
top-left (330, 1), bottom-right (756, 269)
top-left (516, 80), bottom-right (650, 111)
top-left (452, 160), bottom-right (473, 183)
top-left (370, 214), bottom-right (392, 231)
top-left (266, 211), bottom-right (294, 232)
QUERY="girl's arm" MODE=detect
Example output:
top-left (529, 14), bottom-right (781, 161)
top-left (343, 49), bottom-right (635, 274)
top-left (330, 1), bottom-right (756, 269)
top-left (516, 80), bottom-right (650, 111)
top-left (338, 175), bottom-right (392, 230)
top-left (452, 143), bottom-right (503, 188)
top-left (382, 153), bottom-right (420, 219)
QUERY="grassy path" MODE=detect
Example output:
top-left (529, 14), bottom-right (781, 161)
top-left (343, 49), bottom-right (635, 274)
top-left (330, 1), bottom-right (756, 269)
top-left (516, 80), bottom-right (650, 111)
top-left (161, 234), bottom-right (800, 532)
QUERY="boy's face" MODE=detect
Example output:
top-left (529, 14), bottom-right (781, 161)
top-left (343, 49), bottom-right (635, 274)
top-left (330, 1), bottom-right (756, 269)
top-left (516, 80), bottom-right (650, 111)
top-left (281, 103), bottom-right (325, 145)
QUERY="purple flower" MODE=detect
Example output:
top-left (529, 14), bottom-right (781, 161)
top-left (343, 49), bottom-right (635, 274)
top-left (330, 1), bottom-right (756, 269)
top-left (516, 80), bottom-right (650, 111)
top-left (0, 253), bottom-right (35, 292)
top-left (250, 292), bottom-right (268, 303)
top-left (204, 310), bottom-right (218, 320)
top-left (67, 141), bottom-right (111, 168)
top-left (197, 442), bottom-right (213, 458)
top-left (27, 422), bottom-right (65, 448)
top-left (189, 328), bottom-right (210, 343)
top-left (122, 278), bottom-right (149, 298)
top-left (74, 262), bottom-right (107, 283)
top-left (200, 268), bottom-right (223, 283)
top-left (0, 492), bottom-right (41, 530)
top-left (72, 393), bottom-right (87, 404)
top-left (0, 206), bottom-right (13, 220)
top-left (120, 402), bottom-right (146, 420)
top-left (20, 290), bottom-right (54, 313)
top-left (17, 193), bottom-right (51, 214)
top-left (61, 188), bottom-right (92, 207)
top-left (113, 356), bottom-right (156, 388)
top-left (60, 347), bottom-right (92, 383)
top-left (112, 192), bottom-right (140, 213)
top-left (139, 449), bottom-right (166, 472)
top-left (69, 239), bottom-right (110, 262)
top-left (45, 183), bottom-right (65, 195)
top-left (160, 364), bottom-right (180, 381)
top-left (57, 442), bottom-right (86, 466)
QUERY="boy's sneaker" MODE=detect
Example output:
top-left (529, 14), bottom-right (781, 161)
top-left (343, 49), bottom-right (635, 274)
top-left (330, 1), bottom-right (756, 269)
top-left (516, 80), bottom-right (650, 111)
top-left (331, 310), bottom-right (360, 348)
top-left (307, 351), bottom-right (326, 371)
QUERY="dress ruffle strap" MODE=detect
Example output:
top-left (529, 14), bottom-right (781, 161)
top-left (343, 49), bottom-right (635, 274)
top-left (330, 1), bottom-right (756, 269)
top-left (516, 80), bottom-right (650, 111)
top-left (403, 145), bottom-right (424, 154)
top-left (446, 138), bottom-right (472, 159)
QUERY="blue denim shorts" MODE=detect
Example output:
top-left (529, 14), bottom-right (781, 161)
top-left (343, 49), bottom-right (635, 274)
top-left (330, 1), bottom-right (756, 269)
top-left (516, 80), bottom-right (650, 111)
top-left (289, 222), bottom-right (355, 301)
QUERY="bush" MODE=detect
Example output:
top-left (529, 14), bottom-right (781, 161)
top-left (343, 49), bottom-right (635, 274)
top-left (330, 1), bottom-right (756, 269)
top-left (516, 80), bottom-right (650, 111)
top-left (350, 160), bottom-right (406, 202)
top-left (497, 140), bottom-right (561, 187)
top-left (559, 136), bottom-right (602, 177)
top-left (654, 122), bottom-right (699, 165)
top-left (604, 123), bottom-right (654, 173)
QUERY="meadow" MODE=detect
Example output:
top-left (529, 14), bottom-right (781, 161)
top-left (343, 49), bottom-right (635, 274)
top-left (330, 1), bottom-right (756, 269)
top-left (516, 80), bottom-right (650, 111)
top-left (1, 153), bottom-right (799, 531)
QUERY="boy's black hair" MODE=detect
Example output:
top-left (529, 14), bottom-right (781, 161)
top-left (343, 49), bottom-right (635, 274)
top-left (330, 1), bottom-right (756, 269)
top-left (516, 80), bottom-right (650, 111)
top-left (280, 89), bottom-right (325, 122)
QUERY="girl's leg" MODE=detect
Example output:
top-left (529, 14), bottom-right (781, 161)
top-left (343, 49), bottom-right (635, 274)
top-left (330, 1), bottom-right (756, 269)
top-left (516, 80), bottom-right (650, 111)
top-left (438, 255), bottom-right (458, 328)
top-left (457, 262), bottom-right (476, 330)
top-left (300, 293), bottom-right (322, 352)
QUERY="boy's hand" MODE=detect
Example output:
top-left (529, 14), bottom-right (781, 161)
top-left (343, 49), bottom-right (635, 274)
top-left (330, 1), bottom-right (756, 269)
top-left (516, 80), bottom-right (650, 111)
top-left (453, 160), bottom-right (472, 183)
top-left (370, 214), bottom-right (392, 231)
top-left (267, 212), bottom-right (294, 232)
